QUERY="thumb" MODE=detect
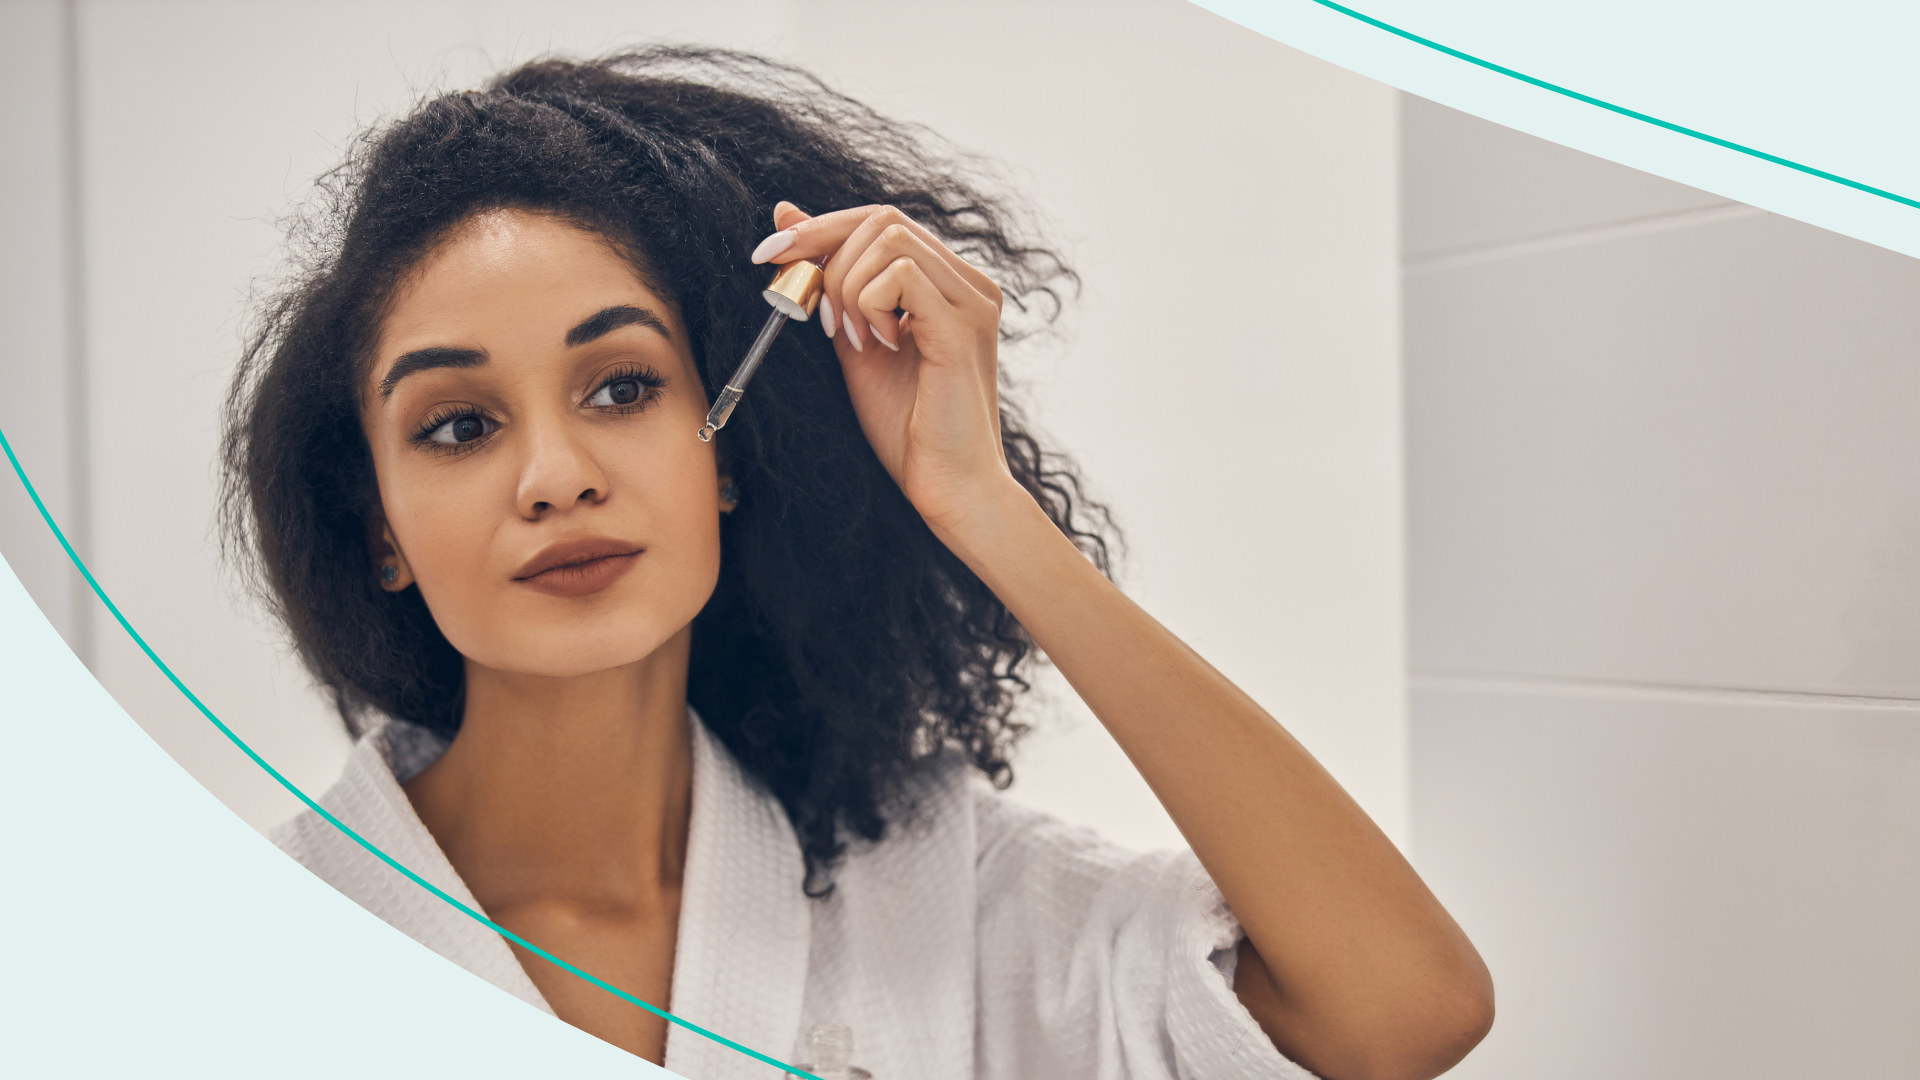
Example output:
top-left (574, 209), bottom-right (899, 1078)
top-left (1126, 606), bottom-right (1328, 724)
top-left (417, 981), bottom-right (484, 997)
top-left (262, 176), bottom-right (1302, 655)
top-left (772, 200), bottom-right (811, 232)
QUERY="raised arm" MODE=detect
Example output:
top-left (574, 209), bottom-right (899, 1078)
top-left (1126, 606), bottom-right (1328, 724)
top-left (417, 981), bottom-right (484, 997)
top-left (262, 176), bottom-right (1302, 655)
top-left (757, 202), bottom-right (1493, 1080)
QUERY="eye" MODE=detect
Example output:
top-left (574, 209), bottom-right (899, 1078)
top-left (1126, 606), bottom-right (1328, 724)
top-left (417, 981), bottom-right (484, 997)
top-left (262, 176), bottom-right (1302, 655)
top-left (426, 412), bottom-right (496, 445)
top-left (588, 378), bottom-right (645, 407)
top-left (584, 365), bottom-right (666, 410)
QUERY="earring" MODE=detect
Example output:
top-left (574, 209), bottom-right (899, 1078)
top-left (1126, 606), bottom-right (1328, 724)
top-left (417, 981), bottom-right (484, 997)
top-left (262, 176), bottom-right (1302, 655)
top-left (720, 482), bottom-right (741, 507)
top-left (381, 565), bottom-right (398, 584)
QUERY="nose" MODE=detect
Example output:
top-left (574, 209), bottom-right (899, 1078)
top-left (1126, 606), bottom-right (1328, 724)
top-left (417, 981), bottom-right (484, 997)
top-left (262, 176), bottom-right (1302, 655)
top-left (514, 414), bottom-right (609, 520)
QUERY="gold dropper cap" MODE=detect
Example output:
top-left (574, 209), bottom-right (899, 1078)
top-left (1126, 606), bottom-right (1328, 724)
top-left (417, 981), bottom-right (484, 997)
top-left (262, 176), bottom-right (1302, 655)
top-left (695, 260), bottom-right (828, 442)
top-left (763, 260), bottom-right (825, 321)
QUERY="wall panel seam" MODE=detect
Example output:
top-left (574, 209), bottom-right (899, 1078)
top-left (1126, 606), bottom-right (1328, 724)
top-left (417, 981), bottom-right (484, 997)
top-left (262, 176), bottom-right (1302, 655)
top-left (1412, 669), bottom-right (1920, 712)
top-left (1403, 202), bottom-right (1765, 276)
top-left (59, 0), bottom-right (91, 668)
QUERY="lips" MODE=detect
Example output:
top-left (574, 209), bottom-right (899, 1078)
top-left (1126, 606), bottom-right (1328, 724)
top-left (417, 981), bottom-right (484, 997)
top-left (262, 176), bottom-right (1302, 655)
top-left (513, 537), bottom-right (644, 599)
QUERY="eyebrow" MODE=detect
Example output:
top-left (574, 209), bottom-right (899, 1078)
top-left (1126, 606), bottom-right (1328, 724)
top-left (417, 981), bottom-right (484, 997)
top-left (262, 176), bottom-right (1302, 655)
top-left (377, 305), bottom-right (672, 400)
top-left (566, 304), bottom-right (673, 347)
top-left (378, 346), bottom-right (487, 400)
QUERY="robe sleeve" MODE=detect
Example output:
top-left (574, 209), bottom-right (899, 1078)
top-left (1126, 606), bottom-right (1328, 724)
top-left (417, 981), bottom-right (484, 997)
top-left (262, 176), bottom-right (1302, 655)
top-left (972, 783), bottom-right (1317, 1080)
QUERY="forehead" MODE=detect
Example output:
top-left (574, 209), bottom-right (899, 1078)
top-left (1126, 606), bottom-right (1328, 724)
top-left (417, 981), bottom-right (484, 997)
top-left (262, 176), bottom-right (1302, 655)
top-left (367, 209), bottom-right (688, 389)
top-left (390, 209), bottom-right (656, 316)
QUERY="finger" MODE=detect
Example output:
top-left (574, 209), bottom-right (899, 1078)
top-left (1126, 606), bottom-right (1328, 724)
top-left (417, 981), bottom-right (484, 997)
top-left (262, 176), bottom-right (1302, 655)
top-left (855, 255), bottom-right (954, 354)
top-left (818, 209), bottom-right (883, 351)
top-left (831, 218), bottom-right (993, 353)
top-left (753, 204), bottom-right (1002, 310)
top-left (845, 222), bottom-right (981, 310)
top-left (752, 203), bottom-right (991, 352)
top-left (751, 204), bottom-right (882, 265)
top-left (771, 200), bottom-right (811, 233)
top-left (762, 202), bottom-right (851, 344)
top-left (872, 213), bottom-right (1002, 309)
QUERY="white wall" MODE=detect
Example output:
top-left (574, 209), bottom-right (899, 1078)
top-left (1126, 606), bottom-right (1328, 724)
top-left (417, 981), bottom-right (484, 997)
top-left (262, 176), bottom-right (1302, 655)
top-left (783, 1), bottom-right (1407, 850)
top-left (1403, 93), bottom-right (1920, 1077)
top-left (0, 1), bottom-right (1406, 857)
top-left (0, 0), bottom-right (87, 658)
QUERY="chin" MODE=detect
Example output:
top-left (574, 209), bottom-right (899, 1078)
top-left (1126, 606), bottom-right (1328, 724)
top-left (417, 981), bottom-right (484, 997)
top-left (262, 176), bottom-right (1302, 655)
top-left (505, 636), bottom-right (674, 678)
top-left (428, 567), bottom-right (712, 679)
top-left (452, 611), bottom-right (689, 679)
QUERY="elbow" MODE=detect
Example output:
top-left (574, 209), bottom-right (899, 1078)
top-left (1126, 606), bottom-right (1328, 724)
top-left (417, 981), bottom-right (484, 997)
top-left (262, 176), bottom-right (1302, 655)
top-left (1239, 937), bottom-right (1495, 1080)
top-left (1348, 971), bottom-right (1496, 1080)
top-left (1415, 978), bottom-right (1496, 1080)
top-left (1292, 966), bottom-right (1496, 1080)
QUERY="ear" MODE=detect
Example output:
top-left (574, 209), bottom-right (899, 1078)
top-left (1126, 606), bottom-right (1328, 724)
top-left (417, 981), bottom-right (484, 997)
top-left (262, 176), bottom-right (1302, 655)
top-left (368, 512), bottom-right (417, 592)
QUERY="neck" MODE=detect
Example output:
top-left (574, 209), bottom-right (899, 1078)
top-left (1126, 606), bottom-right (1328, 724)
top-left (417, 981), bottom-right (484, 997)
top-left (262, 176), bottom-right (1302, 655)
top-left (403, 625), bottom-right (695, 913)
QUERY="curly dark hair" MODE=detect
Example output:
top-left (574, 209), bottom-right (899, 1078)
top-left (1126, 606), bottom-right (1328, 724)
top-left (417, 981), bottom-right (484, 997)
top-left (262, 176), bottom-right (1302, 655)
top-left (219, 47), bottom-right (1116, 893)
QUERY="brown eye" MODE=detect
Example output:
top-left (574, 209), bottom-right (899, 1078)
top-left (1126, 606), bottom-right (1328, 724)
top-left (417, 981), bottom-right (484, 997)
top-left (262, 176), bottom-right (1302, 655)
top-left (587, 378), bottom-right (644, 407)
top-left (427, 413), bottom-right (495, 445)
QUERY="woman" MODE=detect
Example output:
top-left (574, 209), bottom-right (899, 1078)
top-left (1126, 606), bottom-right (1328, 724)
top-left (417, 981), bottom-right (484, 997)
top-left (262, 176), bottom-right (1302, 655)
top-left (226, 47), bottom-right (1491, 1080)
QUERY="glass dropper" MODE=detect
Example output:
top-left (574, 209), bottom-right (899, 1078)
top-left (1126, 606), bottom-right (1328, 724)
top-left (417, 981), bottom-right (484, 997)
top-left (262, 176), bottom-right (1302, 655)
top-left (697, 259), bottom-right (827, 442)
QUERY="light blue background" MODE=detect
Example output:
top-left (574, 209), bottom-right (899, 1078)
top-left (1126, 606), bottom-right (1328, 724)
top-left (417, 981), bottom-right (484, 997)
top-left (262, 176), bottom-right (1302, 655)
top-left (0, 545), bottom-right (677, 1077)
top-left (1197, 0), bottom-right (1920, 257)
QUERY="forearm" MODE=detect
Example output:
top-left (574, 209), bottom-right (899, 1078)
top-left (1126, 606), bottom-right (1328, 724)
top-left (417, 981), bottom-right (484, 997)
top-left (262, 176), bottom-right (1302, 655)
top-left (933, 479), bottom-right (1492, 1080)
top-left (758, 197), bottom-right (1490, 1077)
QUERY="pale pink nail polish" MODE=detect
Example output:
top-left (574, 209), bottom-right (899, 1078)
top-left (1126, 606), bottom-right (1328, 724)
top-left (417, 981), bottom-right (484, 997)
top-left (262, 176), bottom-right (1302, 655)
top-left (871, 326), bottom-right (899, 351)
top-left (819, 295), bottom-right (837, 338)
top-left (750, 229), bottom-right (797, 264)
top-left (844, 319), bottom-right (864, 351)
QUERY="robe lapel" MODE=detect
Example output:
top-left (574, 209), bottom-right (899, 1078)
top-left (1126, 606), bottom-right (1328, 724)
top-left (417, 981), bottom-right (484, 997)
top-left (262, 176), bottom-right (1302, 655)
top-left (662, 713), bottom-right (813, 1078)
top-left (316, 726), bottom-right (556, 1015)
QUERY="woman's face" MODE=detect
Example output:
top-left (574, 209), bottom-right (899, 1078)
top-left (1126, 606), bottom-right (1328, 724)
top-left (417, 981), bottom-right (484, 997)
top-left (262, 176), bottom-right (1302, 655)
top-left (361, 209), bottom-right (720, 678)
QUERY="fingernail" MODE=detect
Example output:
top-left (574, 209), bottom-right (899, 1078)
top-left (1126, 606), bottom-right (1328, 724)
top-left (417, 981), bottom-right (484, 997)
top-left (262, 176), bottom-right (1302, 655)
top-left (844, 318), bottom-right (864, 351)
top-left (773, 200), bottom-right (800, 225)
top-left (872, 326), bottom-right (898, 351)
top-left (750, 229), bottom-right (796, 264)
top-left (819, 295), bottom-right (837, 338)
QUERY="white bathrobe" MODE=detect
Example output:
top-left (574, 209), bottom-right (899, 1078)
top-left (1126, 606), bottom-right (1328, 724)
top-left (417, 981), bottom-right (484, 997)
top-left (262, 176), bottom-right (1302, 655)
top-left (271, 713), bottom-right (1310, 1079)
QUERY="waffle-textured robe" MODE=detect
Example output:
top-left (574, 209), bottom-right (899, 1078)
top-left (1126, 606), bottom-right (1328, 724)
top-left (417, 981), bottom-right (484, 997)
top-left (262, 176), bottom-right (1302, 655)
top-left (271, 713), bottom-right (1309, 1079)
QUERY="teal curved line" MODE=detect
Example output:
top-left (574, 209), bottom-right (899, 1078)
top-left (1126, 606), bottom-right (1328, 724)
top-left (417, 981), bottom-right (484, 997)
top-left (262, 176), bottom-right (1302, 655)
top-left (0, 425), bottom-right (818, 1080)
top-left (1307, 0), bottom-right (1920, 211)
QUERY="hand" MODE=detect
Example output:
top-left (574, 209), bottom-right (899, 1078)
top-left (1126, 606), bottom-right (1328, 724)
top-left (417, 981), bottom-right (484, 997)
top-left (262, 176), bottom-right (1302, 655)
top-left (758, 206), bottom-right (1493, 1080)
top-left (752, 201), bottom-right (1014, 533)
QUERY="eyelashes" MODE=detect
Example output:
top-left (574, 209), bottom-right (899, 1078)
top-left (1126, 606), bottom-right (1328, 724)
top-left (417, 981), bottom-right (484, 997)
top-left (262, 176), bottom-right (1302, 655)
top-left (407, 364), bottom-right (669, 453)
top-left (411, 406), bottom-right (497, 449)
top-left (583, 364), bottom-right (667, 411)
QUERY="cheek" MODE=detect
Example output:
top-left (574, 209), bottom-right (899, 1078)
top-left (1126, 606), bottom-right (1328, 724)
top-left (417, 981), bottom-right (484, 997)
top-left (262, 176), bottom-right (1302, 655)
top-left (388, 477), bottom-right (483, 557)
top-left (375, 455), bottom-right (507, 612)
top-left (617, 448), bottom-right (722, 569)
top-left (601, 446), bottom-right (724, 636)
top-left (370, 421), bottom-right (724, 674)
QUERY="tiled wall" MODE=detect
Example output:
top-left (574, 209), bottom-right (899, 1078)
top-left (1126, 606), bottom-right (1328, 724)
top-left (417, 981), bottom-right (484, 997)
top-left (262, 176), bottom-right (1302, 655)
top-left (1403, 94), bottom-right (1920, 1077)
